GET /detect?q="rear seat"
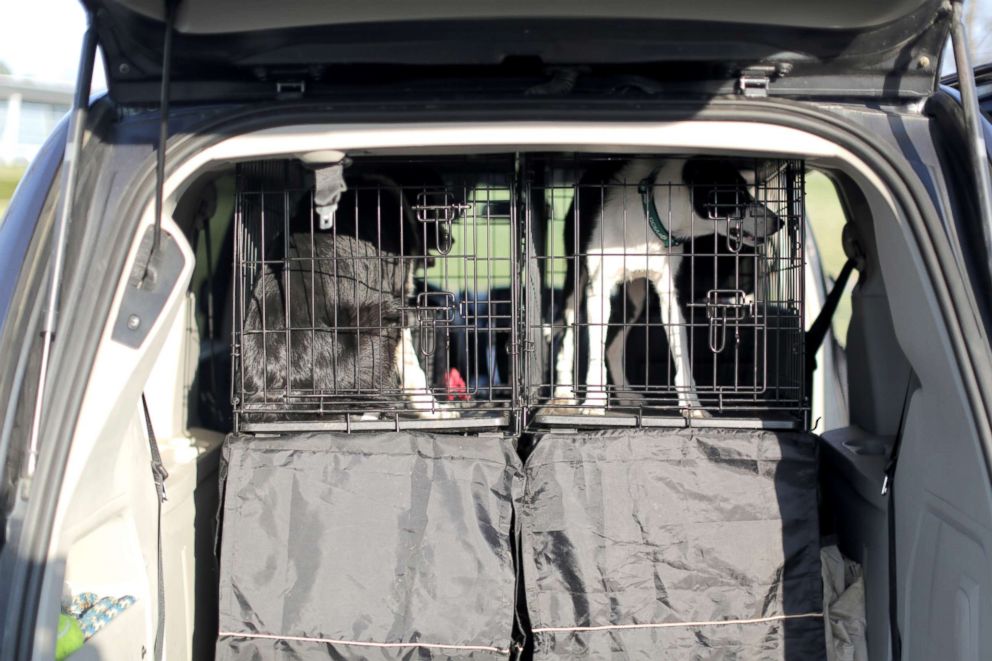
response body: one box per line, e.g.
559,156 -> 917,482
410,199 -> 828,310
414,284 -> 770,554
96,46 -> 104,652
215,427 -> 824,659
520,428 -> 825,659
215,431 -> 523,660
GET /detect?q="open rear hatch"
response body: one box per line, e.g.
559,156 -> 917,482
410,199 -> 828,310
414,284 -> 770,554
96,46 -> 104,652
85,0 -> 952,103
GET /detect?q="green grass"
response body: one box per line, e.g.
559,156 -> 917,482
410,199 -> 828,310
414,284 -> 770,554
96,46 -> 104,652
806,171 -> 854,345
0,165 -> 26,219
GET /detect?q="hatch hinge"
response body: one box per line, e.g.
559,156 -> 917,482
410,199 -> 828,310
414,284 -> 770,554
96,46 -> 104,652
275,80 -> 307,99
737,69 -> 771,98
736,64 -> 791,98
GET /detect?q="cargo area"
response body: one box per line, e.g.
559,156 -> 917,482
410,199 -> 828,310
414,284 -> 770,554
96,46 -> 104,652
51,136 -> 919,661
14,0 -> 989,658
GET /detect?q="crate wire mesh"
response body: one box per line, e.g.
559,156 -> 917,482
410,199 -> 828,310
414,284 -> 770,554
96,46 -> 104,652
231,160 -> 517,429
231,155 -> 807,431
529,156 -> 805,421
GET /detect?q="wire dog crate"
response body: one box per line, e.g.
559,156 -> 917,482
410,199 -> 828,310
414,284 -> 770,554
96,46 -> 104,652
231,159 -> 518,431
527,156 -> 806,425
231,155 -> 807,432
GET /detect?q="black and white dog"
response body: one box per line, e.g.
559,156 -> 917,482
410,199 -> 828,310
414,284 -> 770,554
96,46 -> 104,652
240,167 -> 454,419
551,158 -> 784,415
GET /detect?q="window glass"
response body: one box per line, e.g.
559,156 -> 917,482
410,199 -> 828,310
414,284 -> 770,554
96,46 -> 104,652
807,171 -> 854,346
940,2 -> 992,75
17,102 -> 68,145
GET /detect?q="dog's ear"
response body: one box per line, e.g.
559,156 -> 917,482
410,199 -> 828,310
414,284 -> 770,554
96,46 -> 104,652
682,158 -> 749,220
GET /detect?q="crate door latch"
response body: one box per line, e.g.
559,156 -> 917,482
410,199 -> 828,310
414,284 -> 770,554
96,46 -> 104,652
704,289 -> 753,354
404,291 -> 458,357
412,191 -> 469,255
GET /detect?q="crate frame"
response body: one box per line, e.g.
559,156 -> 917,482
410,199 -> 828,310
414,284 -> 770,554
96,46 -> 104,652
524,156 -> 806,426
231,159 -> 520,432
230,155 -> 808,433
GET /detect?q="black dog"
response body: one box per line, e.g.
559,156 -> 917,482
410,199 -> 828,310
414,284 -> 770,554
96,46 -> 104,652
238,165 -> 452,418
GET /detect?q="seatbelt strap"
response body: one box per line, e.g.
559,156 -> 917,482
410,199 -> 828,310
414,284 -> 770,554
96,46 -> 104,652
883,375 -> 915,660
142,394 -> 168,661
805,257 -> 856,398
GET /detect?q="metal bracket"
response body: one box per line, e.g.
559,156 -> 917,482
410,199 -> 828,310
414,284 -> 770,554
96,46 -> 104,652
736,64 -> 790,98
275,80 -> 306,98
112,228 -> 186,348
403,291 -> 457,357
737,72 -> 770,98
412,191 -> 469,255
509,339 -> 536,356
706,188 -> 748,252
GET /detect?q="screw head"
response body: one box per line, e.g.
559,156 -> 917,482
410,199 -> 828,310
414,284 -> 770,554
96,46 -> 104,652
918,55 -> 932,69
127,314 -> 141,330
119,62 -> 131,75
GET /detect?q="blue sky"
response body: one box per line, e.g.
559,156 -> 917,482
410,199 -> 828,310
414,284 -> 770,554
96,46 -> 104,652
1,0 -> 990,89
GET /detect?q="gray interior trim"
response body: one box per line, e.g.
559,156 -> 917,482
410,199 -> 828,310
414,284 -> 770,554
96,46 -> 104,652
9,99 -> 991,661
533,414 -> 800,430
241,416 -> 509,433
116,0 -> 935,34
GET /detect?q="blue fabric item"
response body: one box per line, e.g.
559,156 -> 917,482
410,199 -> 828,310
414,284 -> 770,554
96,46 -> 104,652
66,593 -> 136,640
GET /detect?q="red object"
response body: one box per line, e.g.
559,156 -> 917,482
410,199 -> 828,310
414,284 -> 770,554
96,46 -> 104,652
444,368 -> 470,401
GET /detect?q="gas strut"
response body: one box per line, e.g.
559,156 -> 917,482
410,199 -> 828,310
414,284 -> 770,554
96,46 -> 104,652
950,0 -> 992,270
147,0 -> 179,271
25,17 -> 98,478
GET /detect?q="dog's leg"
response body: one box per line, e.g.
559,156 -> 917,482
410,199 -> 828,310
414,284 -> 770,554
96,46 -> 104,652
653,260 -> 708,417
552,290 -> 578,402
397,327 -> 457,419
580,254 -> 611,413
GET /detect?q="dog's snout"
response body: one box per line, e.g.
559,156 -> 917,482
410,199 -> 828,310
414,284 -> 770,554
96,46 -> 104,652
745,204 -> 782,231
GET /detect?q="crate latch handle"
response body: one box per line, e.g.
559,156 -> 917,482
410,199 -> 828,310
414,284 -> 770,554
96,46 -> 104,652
704,289 -> 753,354
707,188 -> 746,253
403,291 -> 457,357
412,191 -> 469,256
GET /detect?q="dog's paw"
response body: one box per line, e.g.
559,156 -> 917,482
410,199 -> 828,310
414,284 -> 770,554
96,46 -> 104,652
540,398 -> 578,416
683,407 -> 713,419
578,406 -> 608,416
578,393 -> 609,416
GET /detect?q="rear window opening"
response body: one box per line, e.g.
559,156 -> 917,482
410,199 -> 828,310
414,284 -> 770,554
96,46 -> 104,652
189,153 -> 810,435
57,138 -> 906,661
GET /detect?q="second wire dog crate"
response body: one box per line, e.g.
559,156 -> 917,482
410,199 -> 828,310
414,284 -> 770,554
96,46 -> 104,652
528,156 -> 806,424
230,155 -> 807,431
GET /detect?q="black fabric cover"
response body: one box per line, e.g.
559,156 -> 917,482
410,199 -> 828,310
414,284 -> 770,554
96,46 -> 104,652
216,432 -> 522,660
521,428 -> 825,659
